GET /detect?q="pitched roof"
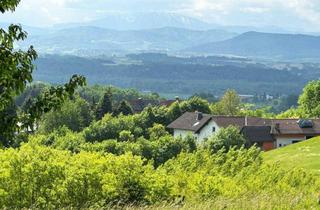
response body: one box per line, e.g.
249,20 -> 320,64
129,99 -> 181,113
271,119 -> 320,135
159,100 -> 177,107
242,126 -> 274,142
167,112 -> 270,131
167,112 -> 212,133
212,116 -> 269,128
128,99 -> 159,113
167,112 -> 320,136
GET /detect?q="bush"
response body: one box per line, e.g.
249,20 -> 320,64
39,97 -> 93,133
0,143 -> 318,209
205,126 -> 247,153
0,143 -> 172,208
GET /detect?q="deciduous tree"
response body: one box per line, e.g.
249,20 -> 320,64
0,1 -> 86,146
298,80 -> 320,117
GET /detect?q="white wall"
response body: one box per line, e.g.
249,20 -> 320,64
275,136 -> 306,148
196,120 -> 220,143
173,120 -> 220,143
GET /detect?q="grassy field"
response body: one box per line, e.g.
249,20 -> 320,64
123,193 -> 319,210
263,137 -> 320,174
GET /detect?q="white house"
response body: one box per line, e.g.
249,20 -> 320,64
167,112 -> 320,151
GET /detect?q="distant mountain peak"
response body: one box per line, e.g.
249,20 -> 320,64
54,12 -> 213,31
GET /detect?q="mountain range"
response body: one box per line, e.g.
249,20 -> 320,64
54,12 -> 213,31
53,12 -> 297,34
18,26 -> 320,61
18,26 -> 237,55
189,31 -> 320,60
3,12 -> 320,60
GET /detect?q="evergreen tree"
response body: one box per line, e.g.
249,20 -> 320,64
115,100 -> 133,116
96,90 -> 113,120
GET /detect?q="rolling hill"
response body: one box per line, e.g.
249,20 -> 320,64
263,137 -> 320,174
189,31 -> 320,60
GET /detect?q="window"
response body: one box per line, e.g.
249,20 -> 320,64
279,144 -> 282,147
212,127 -> 216,133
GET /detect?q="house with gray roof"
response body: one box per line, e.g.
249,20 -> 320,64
167,112 -> 320,151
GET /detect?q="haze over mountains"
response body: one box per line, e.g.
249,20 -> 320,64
2,12 -> 318,60
19,26 -> 237,55
54,12 -> 213,31
5,12 -> 320,96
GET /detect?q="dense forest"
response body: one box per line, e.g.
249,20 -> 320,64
33,54 -> 320,97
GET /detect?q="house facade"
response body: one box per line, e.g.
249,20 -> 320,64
167,112 -> 320,151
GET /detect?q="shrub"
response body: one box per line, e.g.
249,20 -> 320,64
205,126 -> 247,153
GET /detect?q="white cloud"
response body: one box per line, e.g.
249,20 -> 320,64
241,7 -> 269,13
189,0 -> 320,30
284,0 -> 320,26
1,0 -> 320,31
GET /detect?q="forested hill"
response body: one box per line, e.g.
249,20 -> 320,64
189,31 -> 320,60
33,54 -> 319,96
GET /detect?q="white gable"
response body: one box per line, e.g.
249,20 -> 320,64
173,119 -> 221,143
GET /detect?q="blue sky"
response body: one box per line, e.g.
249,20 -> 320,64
1,0 -> 320,32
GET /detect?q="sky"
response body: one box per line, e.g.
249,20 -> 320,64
1,0 -> 320,32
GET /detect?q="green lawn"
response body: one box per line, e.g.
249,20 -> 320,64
263,137 -> 320,174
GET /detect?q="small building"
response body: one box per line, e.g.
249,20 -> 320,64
167,112 -> 320,151
129,97 -> 181,113
128,99 -> 159,113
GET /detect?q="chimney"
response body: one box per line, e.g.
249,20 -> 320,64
245,116 -> 248,126
196,112 -> 203,121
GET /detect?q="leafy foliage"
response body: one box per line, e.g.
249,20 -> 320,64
0,103 -> 18,147
211,89 -> 241,115
0,143 -> 317,209
0,2 -> 86,146
298,80 -> 320,117
180,96 -> 211,114
21,75 -> 86,132
39,96 -> 93,133
0,24 -> 37,110
205,126 -> 247,153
